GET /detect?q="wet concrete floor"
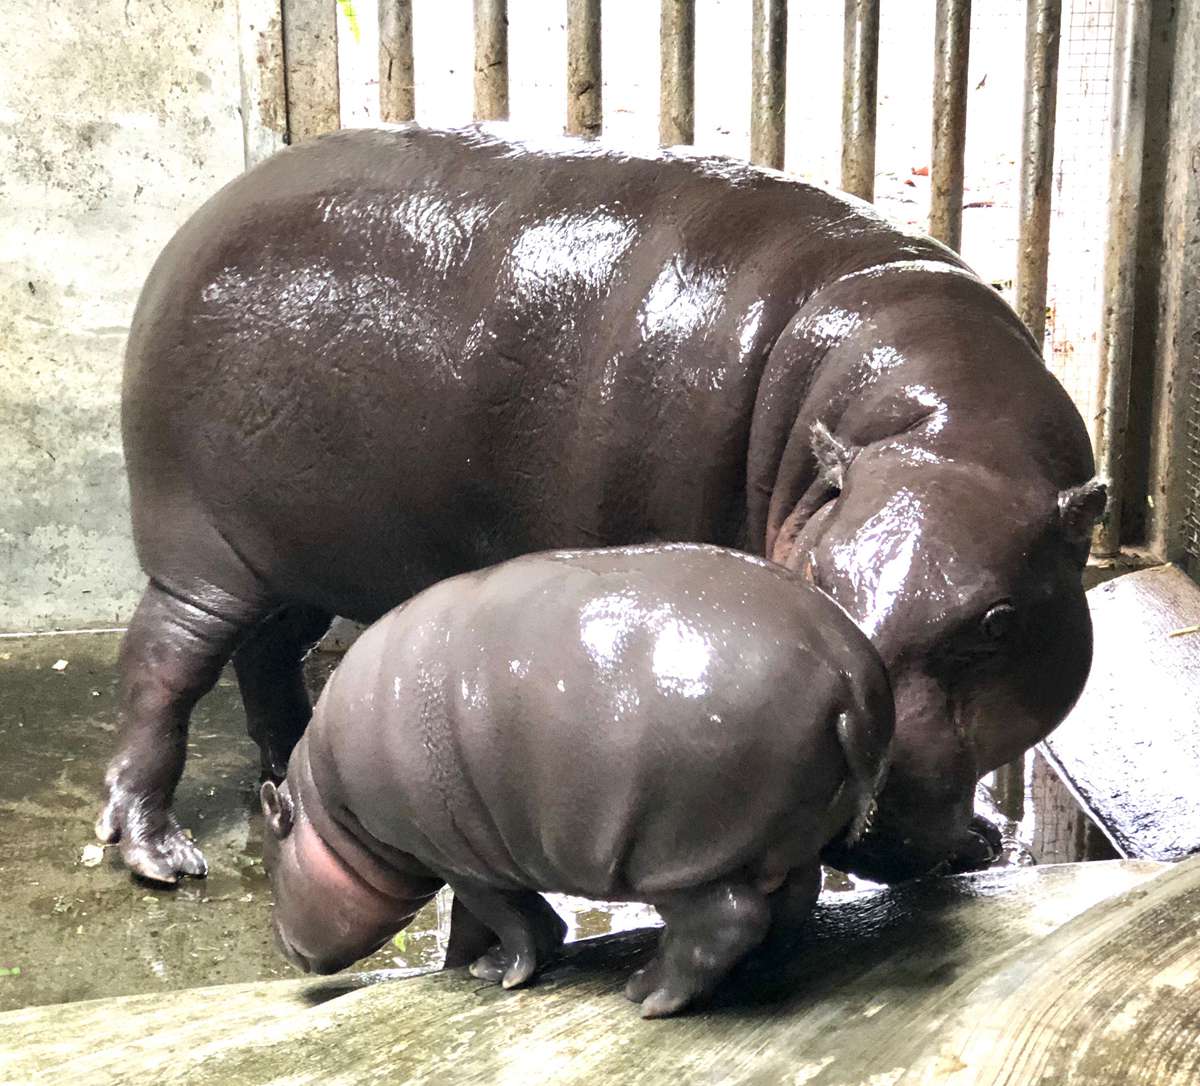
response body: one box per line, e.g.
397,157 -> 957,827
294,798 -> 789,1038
0,631 -> 668,1012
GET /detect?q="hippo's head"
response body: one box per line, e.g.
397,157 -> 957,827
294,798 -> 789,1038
776,441 -> 1105,882
260,776 -> 438,973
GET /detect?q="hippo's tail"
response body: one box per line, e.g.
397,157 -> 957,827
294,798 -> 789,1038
834,672 -> 895,844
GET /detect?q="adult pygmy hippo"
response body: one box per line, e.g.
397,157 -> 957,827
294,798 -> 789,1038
101,124 -> 1104,884
261,544 -> 893,1018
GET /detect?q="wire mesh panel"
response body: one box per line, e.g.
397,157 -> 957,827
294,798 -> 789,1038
1045,0 -> 1116,440
1185,353 -> 1200,563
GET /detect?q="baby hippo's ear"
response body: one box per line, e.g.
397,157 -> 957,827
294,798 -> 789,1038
1058,480 -> 1107,545
261,780 -> 295,839
812,420 -> 859,491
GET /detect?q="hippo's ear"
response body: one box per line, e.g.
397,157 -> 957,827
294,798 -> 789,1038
261,780 -> 294,839
811,420 -> 859,491
1058,480 -> 1107,545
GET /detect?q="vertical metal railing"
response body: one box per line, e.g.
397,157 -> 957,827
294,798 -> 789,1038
281,0 -> 340,141
379,0 -> 415,123
929,0 -> 971,250
841,0 -> 879,200
750,0 -> 788,169
566,0 -> 602,138
1093,0 -> 1153,557
1015,0 -> 1063,350
660,0 -> 695,147
473,0 -> 509,122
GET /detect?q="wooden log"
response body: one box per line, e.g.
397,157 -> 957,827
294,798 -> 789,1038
0,861 -> 1169,1085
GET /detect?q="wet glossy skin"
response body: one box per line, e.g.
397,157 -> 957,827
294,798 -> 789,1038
261,544 -> 894,1016
100,124 -> 1102,884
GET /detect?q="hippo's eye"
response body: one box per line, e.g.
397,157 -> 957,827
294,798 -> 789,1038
980,603 -> 1018,643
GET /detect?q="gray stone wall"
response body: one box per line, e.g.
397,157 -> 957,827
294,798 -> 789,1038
0,1 -> 246,631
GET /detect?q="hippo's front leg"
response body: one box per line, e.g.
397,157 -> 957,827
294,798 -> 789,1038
444,880 -> 568,989
626,878 -> 773,1019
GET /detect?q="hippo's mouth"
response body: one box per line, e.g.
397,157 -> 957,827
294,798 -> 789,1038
275,928 -> 313,974
822,814 -> 1003,884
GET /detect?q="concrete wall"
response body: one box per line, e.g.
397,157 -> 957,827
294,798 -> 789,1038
1,1 -> 248,631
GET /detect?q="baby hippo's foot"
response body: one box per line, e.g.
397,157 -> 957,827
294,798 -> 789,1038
446,883 -> 567,989
95,788 -> 207,884
626,880 -> 771,1019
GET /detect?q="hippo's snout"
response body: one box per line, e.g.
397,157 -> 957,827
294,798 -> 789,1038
823,811 -> 1002,884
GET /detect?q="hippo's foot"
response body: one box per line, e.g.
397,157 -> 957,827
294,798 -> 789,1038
446,883 -> 567,990
625,879 -> 771,1019
95,790 -> 207,884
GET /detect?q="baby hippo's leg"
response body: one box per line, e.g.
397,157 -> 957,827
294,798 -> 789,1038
444,880 -> 567,990
765,862 -> 822,938
625,879 -> 771,1019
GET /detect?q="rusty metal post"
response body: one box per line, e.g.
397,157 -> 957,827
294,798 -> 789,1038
993,759 -> 1026,823
750,0 -> 787,169
566,0 -> 602,138
281,0 -> 340,143
841,0 -> 880,200
379,0 -> 415,122
1015,0 -> 1062,350
929,0 -> 971,250
1093,0 -> 1153,557
660,0 -> 695,146
473,0 -> 508,121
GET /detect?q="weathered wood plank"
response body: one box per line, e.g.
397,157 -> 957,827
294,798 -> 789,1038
1030,749 -> 1118,864
930,852 -> 1200,1085
0,861 -> 1168,1085
1044,563 -> 1200,860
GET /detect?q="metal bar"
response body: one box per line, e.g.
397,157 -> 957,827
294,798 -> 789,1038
281,0 -> 341,143
750,0 -> 788,169
929,0 -> 971,250
236,0 -> 287,168
473,0 -> 508,122
659,0 -> 695,146
566,0 -> 602,138
1015,0 -> 1062,350
1093,0 -> 1153,557
993,759 -> 1025,823
379,0 -> 415,123
841,0 -> 880,199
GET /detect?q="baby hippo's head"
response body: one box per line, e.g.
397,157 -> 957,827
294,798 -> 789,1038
260,778 -> 435,974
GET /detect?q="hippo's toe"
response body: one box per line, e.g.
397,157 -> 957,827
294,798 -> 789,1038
95,794 -> 207,884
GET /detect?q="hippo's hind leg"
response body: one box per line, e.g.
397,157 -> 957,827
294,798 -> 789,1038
444,880 -> 567,989
97,580 -> 266,883
625,879 -> 772,1019
233,605 -> 331,780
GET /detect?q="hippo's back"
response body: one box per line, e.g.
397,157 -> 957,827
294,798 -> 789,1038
123,125 -> 958,622
306,544 -> 890,898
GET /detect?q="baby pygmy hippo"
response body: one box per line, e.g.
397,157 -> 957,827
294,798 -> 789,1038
261,544 -> 893,1018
